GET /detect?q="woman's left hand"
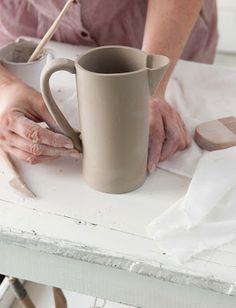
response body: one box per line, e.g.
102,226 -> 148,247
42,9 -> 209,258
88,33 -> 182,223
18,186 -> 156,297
148,97 -> 191,173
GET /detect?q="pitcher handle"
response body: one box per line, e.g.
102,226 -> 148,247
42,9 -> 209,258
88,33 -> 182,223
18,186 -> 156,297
40,58 -> 82,152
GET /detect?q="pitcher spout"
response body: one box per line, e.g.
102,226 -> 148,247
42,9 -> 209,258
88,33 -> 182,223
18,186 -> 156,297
146,54 -> 169,95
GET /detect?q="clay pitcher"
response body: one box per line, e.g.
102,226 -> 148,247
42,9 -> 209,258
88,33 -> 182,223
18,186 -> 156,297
40,46 -> 169,193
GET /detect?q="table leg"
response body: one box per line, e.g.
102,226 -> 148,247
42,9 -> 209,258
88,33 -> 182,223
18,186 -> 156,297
53,287 -> 67,308
8,277 -> 36,308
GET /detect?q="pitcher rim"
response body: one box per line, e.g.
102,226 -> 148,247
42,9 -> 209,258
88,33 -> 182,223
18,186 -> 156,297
75,45 -> 169,76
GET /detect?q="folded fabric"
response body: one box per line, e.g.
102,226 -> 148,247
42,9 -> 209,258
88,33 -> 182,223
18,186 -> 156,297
147,147 -> 236,263
147,60 -> 236,263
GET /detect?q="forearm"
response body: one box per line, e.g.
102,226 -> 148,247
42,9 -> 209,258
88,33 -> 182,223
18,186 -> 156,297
142,0 -> 203,97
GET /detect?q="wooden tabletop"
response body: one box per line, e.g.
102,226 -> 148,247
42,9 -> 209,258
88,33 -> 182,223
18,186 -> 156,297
0,40 -> 235,308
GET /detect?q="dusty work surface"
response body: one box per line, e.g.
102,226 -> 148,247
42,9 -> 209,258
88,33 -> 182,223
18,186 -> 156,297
0,40 -> 236,305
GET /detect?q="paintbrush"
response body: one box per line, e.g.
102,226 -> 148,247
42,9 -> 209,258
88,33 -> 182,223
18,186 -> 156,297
28,0 -> 78,62
0,149 -> 35,198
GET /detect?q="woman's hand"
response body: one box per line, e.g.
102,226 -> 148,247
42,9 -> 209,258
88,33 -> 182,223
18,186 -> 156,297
142,0 -> 202,174
148,97 -> 191,173
0,81 -> 80,164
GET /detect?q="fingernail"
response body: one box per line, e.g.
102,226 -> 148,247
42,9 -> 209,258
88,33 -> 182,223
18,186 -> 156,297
64,143 -> 74,149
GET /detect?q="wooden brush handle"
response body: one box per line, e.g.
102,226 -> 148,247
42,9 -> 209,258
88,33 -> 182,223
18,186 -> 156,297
0,148 -> 35,198
28,0 -> 76,62
0,148 -> 18,177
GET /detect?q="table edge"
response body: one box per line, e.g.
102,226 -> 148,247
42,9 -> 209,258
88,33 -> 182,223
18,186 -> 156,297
0,226 -> 235,297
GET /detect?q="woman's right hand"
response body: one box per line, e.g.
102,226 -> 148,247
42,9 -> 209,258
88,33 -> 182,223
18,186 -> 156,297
0,80 -> 80,164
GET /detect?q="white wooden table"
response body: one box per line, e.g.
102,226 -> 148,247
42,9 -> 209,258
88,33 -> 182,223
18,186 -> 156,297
0,41 -> 236,308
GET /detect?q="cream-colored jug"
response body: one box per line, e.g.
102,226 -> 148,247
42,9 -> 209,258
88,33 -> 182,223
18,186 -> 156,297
40,46 -> 169,194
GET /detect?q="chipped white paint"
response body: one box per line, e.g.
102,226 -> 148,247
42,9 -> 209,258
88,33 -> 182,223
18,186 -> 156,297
0,40 -> 236,307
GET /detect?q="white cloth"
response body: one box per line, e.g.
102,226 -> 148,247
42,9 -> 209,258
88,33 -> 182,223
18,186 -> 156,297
148,148 -> 236,263
159,60 -> 236,178
147,60 -> 236,263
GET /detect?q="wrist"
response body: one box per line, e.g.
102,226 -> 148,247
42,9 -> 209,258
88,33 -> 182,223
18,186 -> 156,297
153,82 -> 166,101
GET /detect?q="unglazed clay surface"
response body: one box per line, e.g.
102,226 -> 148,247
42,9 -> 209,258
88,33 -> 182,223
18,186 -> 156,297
41,46 -> 169,193
0,40 -> 53,90
0,40 -> 38,63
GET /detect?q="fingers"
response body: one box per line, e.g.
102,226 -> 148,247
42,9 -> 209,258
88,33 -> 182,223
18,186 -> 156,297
10,114 -> 75,149
160,132 -> 179,161
0,82 -> 80,164
181,119 -> 192,147
4,145 -> 60,165
147,100 -> 165,173
148,98 -> 192,172
160,110 -> 190,161
148,130 -> 164,173
33,93 -> 64,134
6,131 -> 80,158
13,83 -> 63,134
0,112 -> 80,164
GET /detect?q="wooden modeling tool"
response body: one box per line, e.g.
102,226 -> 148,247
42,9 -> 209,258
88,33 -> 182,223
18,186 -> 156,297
53,287 -> 67,308
8,277 -> 36,308
0,149 -> 35,198
28,0 -> 78,62
194,116 -> 236,151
